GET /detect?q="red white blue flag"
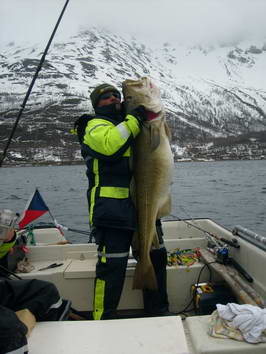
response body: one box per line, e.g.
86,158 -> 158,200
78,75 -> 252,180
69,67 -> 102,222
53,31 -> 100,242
18,189 -> 49,229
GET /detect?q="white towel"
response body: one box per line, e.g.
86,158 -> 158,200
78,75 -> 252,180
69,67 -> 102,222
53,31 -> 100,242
217,303 -> 266,343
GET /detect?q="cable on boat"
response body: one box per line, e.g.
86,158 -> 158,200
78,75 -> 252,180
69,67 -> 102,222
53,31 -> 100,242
176,261 -> 216,316
0,0 -> 70,167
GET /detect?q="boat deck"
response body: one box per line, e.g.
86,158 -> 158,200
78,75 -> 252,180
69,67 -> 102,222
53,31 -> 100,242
19,218 -> 266,353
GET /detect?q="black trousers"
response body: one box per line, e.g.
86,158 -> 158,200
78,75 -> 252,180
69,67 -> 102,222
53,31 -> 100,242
93,227 -> 133,320
0,279 -> 62,321
143,219 -> 169,315
143,247 -> 169,315
0,279 -> 68,354
0,305 -> 28,354
92,224 -> 169,320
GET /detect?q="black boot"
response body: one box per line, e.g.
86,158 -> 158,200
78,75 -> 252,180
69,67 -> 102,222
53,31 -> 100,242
143,247 -> 170,316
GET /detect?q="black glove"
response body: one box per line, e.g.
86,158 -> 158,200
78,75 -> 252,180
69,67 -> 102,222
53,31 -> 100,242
128,105 -> 147,124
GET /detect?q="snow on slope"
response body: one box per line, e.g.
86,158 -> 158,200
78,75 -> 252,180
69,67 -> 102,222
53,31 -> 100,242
0,27 -> 266,163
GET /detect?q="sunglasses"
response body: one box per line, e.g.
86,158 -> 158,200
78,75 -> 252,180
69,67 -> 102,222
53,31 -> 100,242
100,91 -> 121,100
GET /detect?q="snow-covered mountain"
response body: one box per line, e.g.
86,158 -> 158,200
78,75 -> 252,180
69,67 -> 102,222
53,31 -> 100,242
1,28 -> 266,163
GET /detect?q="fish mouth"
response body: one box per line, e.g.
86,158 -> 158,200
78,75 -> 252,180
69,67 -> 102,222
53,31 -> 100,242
146,111 -> 161,121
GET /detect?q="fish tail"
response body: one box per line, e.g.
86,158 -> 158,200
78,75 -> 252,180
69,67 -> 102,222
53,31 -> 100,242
133,261 -> 158,290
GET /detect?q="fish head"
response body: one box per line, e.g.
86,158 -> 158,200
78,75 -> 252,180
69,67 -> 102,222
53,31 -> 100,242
122,77 -> 171,151
122,77 -> 163,114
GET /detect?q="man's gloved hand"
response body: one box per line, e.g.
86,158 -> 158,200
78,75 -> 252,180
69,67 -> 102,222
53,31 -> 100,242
128,105 -> 147,124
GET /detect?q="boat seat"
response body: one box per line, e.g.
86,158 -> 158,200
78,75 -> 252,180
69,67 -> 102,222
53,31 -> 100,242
64,259 -> 97,278
186,315 -> 266,354
28,316 -> 189,354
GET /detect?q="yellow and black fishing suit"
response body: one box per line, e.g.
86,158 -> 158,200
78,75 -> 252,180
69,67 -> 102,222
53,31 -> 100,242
76,105 -> 169,320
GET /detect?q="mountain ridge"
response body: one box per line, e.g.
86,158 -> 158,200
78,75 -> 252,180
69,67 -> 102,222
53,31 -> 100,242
1,28 -> 266,164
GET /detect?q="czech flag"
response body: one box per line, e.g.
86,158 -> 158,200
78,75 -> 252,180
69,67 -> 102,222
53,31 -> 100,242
18,189 -> 49,229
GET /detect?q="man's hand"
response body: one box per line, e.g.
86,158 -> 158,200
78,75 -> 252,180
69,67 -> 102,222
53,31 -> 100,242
4,228 -> 16,242
128,105 -> 147,124
16,309 -> 36,337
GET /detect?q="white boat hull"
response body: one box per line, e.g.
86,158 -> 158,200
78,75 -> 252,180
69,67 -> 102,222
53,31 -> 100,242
17,218 -> 266,353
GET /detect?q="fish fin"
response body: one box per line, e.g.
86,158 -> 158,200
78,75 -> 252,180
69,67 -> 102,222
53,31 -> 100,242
152,231 -> 160,249
133,261 -> 158,290
164,121 -> 172,141
149,125 -> 161,151
157,194 -> 172,218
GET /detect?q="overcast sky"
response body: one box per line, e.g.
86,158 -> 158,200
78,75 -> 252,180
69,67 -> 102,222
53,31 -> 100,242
1,0 -> 266,49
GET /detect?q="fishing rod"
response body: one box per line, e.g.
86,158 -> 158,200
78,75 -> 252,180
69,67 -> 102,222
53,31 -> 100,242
48,218 -> 91,238
0,0 -> 70,167
175,206 -> 240,249
181,218 -> 239,248
55,223 -> 91,236
175,209 -> 256,282
66,228 -> 90,236
0,264 -> 22,280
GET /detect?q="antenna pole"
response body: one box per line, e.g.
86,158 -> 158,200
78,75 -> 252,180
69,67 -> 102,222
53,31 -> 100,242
0,0 -> 70,167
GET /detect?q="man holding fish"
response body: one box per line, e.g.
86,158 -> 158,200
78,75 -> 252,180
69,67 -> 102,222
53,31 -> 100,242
75,78 -> 174,320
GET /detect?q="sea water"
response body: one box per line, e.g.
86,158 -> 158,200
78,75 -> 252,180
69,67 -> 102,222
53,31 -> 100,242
0,160 -> 265,243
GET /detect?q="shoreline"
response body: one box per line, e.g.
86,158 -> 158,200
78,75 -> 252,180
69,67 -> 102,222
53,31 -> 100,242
2,157 -> 266,168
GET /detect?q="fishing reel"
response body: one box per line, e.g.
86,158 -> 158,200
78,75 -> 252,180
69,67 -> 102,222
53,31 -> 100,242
207,242 -> 253,283
216,247 -> 229,265
0,209 -> 19,244
207,234 -> 239,261
207,242 -> 230,265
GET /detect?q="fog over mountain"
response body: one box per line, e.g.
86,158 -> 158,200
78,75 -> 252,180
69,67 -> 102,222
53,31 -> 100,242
1,26 -> 266,164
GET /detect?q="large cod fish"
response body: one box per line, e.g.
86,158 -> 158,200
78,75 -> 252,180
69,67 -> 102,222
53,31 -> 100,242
122,77 -> 174,290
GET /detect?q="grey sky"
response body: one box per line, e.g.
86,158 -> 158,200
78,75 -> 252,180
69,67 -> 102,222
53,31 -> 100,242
1,0 -> 266,49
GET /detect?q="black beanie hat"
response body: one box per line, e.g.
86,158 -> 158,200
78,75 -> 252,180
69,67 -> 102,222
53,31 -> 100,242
90,83 -> 120,108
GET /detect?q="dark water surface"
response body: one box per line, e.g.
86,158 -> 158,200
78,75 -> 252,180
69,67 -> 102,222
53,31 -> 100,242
1,160 -> 265,243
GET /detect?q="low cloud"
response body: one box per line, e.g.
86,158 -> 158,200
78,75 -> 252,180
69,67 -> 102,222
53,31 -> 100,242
1,0 -> 266,48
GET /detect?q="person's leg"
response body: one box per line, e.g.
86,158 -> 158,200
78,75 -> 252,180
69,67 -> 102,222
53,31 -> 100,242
143,219 -> 170,315
143,247 -> 169,315
0,279 -> 71,321
0,305 -> 28,354
93,227 -> 133,320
